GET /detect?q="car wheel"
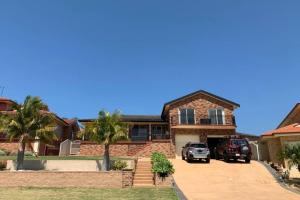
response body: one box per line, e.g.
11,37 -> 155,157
215,152 -> 220,160
182,153 -> 185,160
186,154 -> 191,163
245,157 -> 251,163
206,158 -> 210,163
224,152 -> 229,163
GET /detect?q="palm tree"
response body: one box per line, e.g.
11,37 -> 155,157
279,144 -> 300,172
0,96 -> 57,170
84,110 -> 128,171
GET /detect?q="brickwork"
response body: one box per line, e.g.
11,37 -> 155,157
0,171 -> 133,188
167,93 -> 235,126
0,142 -> 18,153
154,173 -> 173,187
266,138 -> 281,164
79,141 -> 174,158
122,170 -> 134,187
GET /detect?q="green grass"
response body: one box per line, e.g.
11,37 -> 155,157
0,187 -> 178,200
0,156 -> 132,161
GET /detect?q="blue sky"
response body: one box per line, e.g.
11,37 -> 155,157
0,1 -> 299,135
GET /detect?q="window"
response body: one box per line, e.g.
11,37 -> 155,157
208,108 -> 225,125
131,125 -> 149,141
151,125 -> 169,139
179,108 -> 195,125
190,143 -> 207,148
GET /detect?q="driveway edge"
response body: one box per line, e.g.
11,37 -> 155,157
171,175 -> 188,200
259,161 -> 300,195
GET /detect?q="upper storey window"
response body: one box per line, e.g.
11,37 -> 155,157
208,108 -> 225,125
179,108 -> 195,125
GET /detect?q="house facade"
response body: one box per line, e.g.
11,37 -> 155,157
260,103 -> 300,166
0,97 -> 79,155
79,90 -> 240,158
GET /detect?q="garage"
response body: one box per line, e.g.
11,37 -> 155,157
207,136 -> 226,158
175,134 -> 199,157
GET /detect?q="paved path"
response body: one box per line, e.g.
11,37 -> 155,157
171,159 -> 300,200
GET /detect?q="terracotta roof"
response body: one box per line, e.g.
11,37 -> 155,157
64,119 -> 77,125
262,123 -> 300,136
0,97 -> 16,104
79,115 -> 166,123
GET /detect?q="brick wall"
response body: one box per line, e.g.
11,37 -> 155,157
80,141 -> 175,158
0,142 -> 18,153
267,138 -> 281,164
154,173 -> 173,187
167,93 -> 235,126
0,170 -> 133,188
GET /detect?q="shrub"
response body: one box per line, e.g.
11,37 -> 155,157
151,152 -> 174,176
24,151 -> 34,157
0,150 -> 6,156
112,160 -> 128,170
279,144 -> 300,171
9,152 -> 17,156
0,161 -> 6,170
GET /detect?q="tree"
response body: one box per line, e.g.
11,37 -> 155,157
84,110 -> 128,171
279,144 -> 300,172
0,96 -> 57,170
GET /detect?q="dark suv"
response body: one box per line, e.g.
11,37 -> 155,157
215,138 -> 251,163
182,142 -> 210,163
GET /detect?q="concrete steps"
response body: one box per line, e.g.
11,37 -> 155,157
133,161 -> 154,187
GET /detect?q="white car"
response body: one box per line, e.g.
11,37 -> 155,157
182,142 -> 210,163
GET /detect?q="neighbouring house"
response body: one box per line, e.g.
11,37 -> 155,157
79,90 -> 240,158
260,103 -> 300,167
0,97 -> 80,155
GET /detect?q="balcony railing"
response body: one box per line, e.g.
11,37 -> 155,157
151,133 -> 170,140
199,116 -> 236,126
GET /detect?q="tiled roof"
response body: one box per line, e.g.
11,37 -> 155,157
0,97 -> 16,104
79,115 -> 165,123
262,123 -> 300,136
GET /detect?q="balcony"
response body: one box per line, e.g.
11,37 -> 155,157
199,116 -> 236,126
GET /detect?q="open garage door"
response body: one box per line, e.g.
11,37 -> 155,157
175,134 -> 199,157
207,135 -> 227,158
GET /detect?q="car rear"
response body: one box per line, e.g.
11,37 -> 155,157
227,139 -> 252,163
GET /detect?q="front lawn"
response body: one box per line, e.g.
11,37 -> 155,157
0,156 -> 132,161
0,187 -> 178,200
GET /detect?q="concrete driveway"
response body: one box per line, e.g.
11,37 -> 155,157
172,159 -> 299,200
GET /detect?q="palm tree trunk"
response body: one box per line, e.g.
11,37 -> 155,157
16,142 -> 25,170
102,144 -> 110,171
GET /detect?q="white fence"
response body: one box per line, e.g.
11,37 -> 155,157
59,140 -> 81,156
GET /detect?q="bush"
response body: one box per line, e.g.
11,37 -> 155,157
279,144 -> 300,171
0,150 -> 6,156
151,152 -> 167,163
0,161 -> 6,170
24,151 -> 34,157
112,160 -> 128,170
9,152 -> 17,156
151,152 -> 174,176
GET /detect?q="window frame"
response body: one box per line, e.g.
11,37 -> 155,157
208,108 -> 225,125
178,108 -> 196,125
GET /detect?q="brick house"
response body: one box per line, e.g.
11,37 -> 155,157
260,103 -> 300,166
79,90 -> 240,158
0,97 -> 79,155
